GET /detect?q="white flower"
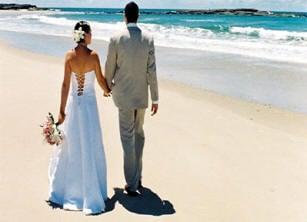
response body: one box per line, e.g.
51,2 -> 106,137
73,27 -> 85,43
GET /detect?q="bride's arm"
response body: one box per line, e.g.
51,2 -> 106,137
57,52 -> 72,125
93,52 -> 111,95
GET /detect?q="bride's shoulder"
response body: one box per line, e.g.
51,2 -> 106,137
90,49 -> 98,56
65,49 -> 76,60
90,50 -> 100,60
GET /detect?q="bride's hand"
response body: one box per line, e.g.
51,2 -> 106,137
57,112 -> 66,125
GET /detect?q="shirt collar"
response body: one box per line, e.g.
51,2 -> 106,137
127,23 -> 138,28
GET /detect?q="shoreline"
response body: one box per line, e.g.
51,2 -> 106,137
0,28 -> 306,65
0,31 -> 307,114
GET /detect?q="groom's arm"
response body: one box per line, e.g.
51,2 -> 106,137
105,37 -> 117,89
147,37 -> 159,106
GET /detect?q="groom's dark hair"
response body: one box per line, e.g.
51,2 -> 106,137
124,2 -> 139,23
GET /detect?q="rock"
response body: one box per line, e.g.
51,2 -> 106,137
0,3 -> 39,10
174,8 -> 271,16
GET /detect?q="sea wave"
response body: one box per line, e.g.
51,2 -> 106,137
230,26 -> 307,43
16,14 -> 74,26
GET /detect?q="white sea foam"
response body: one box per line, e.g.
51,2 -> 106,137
1,12 -> 307,64
230,26 -> 307,43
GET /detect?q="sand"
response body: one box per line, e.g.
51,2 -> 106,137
1,42 -> 307,222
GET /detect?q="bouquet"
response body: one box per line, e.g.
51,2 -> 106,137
40,112 -> 64,146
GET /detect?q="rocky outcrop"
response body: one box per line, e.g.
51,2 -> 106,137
0,3 -> 39,10
166,9 -> 271,16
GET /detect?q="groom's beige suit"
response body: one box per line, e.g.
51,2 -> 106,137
105,23 -> 159,191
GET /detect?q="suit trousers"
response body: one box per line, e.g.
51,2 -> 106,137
118,108 -> 146,191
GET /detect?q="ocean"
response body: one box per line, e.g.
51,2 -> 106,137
0,8 -> 306,63
0,8 -> 306,113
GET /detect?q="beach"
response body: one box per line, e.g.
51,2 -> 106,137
1,38 -> 307,222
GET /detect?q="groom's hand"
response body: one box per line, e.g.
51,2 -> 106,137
151,104 -> 158,116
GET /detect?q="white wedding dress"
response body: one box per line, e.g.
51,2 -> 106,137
48,71 -> 107,215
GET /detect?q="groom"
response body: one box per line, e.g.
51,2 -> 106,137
105,2 -> 159,196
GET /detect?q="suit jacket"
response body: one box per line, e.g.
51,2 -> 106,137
105,24 -> 159,109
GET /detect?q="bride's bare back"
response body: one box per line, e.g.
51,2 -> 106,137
69,46 -> 97,74
57,45 -> 110,125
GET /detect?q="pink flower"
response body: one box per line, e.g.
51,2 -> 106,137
41,113 -> 64,146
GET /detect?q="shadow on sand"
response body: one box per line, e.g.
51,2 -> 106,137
108,187 -> 176,216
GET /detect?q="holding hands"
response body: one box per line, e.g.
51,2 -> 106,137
104,90 -> 112,97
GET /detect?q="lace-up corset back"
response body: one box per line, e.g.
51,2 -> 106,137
71,71 -> 95,97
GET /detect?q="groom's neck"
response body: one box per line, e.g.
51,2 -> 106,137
126,22 -> 138,27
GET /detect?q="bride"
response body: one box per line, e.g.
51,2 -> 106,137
47,21 -> 111,215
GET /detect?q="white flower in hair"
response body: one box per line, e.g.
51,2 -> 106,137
73,27 -> 85,43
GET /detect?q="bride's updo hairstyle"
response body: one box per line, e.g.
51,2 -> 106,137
73,21 -> 91,44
